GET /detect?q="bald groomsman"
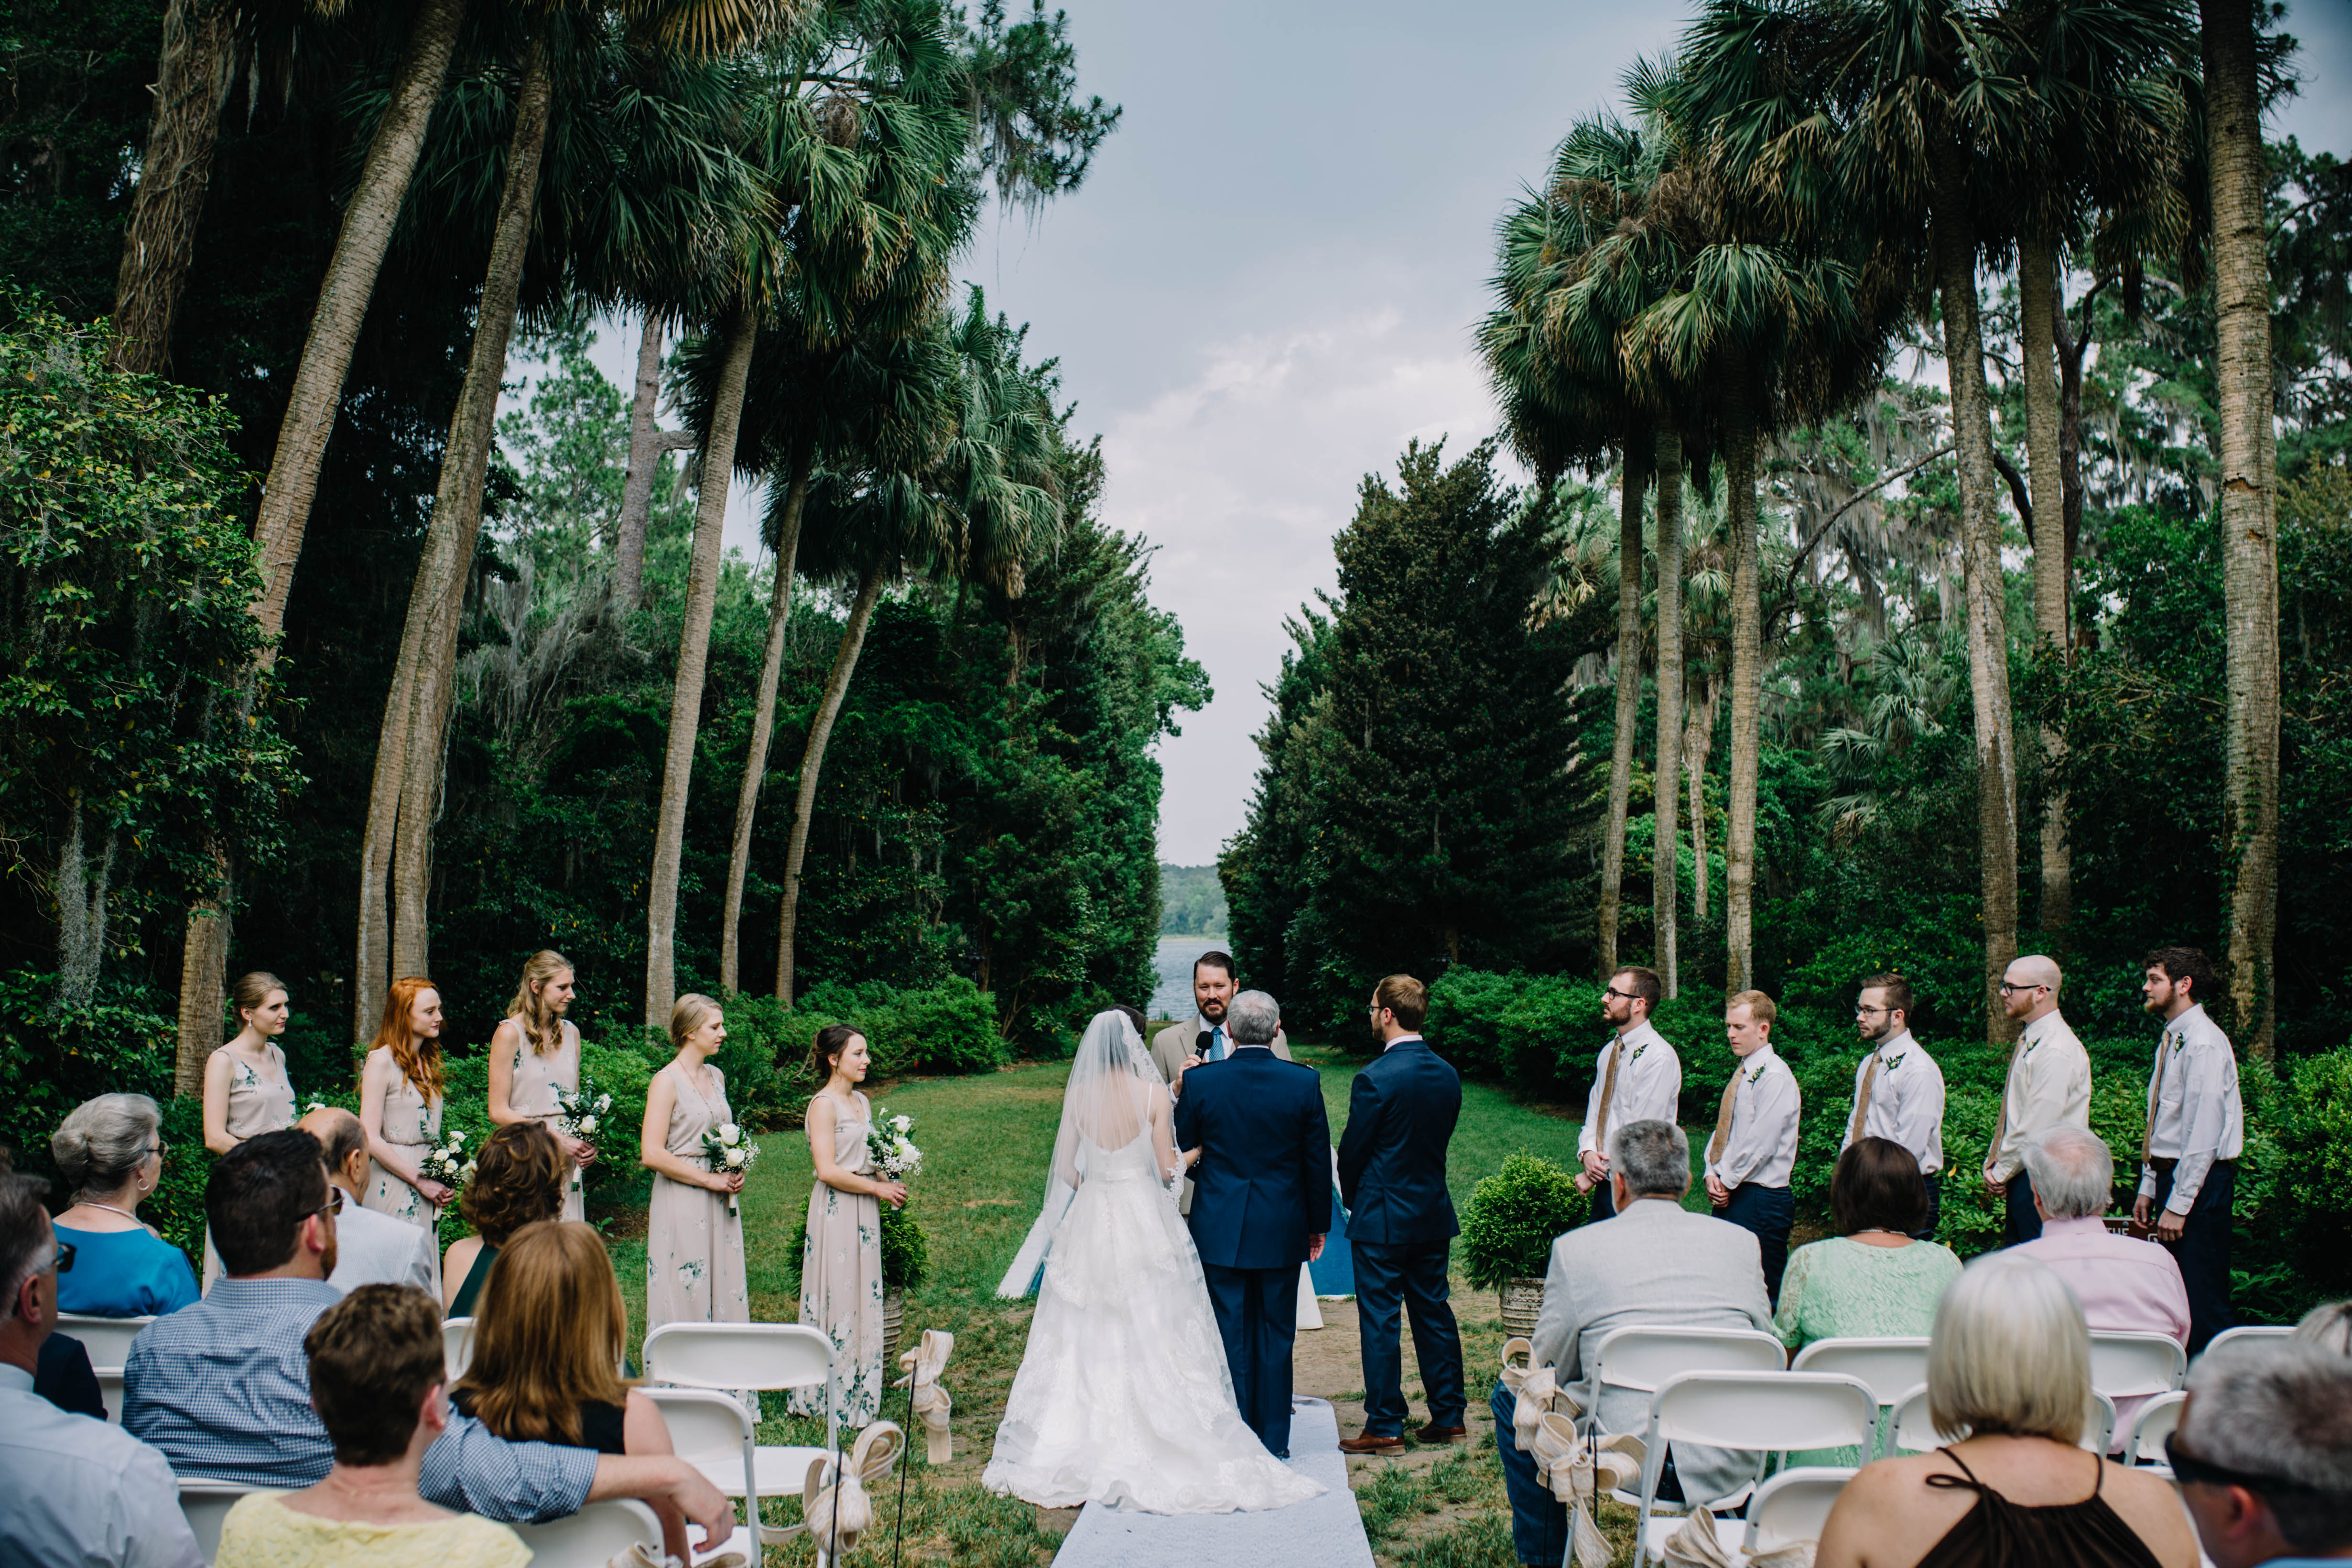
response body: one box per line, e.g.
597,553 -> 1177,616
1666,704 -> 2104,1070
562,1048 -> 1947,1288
1576,966 -> 1680,1223
1844,973 -> 1947,1237
1703,990 -> 1801,1308
1983,954 -> 2092,1246
2133,945 -> 2244,1353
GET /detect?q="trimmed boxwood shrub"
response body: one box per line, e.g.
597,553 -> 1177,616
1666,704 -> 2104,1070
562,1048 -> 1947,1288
1460,1151 -> 1582,1287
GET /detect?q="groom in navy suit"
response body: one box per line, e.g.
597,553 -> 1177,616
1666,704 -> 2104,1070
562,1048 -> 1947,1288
1174,988 -> 1330,1458
1336,973 -> 1466,1453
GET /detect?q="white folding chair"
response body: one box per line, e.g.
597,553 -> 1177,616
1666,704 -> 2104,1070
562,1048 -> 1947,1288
2127,1389 -> 2188,1472
57,1312 -> 152,1371
1583,1326 -> 1789,1505
642,1323 -> 836,1546
179,1480 -> 272,1565
1888,1383 -> 2117,1456
442,1316 -> 476,1380
642,1386 -> 767,1559
1742,1465 -> 1856,1557
1631,1372 -> 1877,1567
2201,1325 -> 2293,1356
2089,1330 -> 2187,1404
507,1499 -> 663,1568
96,1369 -> 125,1426
1790,1337 -> 1930,1406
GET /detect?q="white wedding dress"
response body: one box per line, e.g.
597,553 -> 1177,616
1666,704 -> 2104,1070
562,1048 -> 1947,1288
982,1014 -> 1324,1515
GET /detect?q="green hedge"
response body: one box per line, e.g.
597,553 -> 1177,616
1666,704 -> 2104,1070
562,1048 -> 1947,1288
1460,1151 -> 1582,1287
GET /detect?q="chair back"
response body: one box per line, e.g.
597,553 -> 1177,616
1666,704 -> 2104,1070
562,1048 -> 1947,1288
644,1322 -> 831,1393
443,1316 -> 476,1380
97,1369 -> 126,1426
1790,1337 -> 1930,1405
58,1312 -> 152,1370
1886,1382 -> 2116,1455
1593,1325 -> 1787,1395
1651,1371 -> 1878,1460
1742,1466 -> 1855,1554
643,1387 -> 758,1492
2128,1389 -> 2188,1468
508,1499 -> 663,1568
2083,1389 -> 2117,1455
2202,1325 -> 2292,1356
2089,1330 -> 2187,1400
179,1480 -> 271,1565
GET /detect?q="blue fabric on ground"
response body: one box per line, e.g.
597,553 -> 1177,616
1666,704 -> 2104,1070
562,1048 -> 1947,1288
1309,1183 -> 1354,1296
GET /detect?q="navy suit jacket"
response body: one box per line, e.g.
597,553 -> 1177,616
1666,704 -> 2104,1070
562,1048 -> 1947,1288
1336,1036 -> 1462,1246
1174,1046 -> 1332,1271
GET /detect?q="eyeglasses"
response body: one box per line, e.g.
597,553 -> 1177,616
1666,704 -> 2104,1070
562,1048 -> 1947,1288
2165,1432 -> 2322,1495
143,1141 -> 168,1161
312,1188 -> 345,1222
1854,1005 -> 1890,1016
1603,987 -> 1638,1003
50,1239 -> 75,1274
1995,982 -> 2046,996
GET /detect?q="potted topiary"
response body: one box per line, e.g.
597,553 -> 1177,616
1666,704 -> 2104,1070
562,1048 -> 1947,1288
1461,1151 -> 1582,1338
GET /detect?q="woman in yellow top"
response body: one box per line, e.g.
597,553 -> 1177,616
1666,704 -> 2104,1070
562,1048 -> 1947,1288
214,1284 -> 527,1568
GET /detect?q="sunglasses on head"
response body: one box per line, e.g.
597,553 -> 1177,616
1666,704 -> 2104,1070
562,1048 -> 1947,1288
2165,1433 -> 2325,1495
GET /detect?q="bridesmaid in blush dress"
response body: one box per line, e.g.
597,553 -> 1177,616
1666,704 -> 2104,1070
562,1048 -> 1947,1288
200,971 -> 301,1287
488,950 -> 593,1222
788,1025 -> 907,1424
361,976 -> 454,1298
639,993 -> 749,1329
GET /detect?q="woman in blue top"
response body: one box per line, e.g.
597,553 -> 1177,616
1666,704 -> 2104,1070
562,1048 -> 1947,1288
50,1092 -> 199,1317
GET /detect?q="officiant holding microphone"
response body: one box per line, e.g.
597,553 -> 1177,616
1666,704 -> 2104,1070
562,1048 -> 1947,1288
1150,951 -> 1293,1089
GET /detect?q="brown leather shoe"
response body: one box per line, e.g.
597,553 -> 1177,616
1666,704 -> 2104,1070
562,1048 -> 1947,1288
1417,1421 -> 1469,1443
1338,1431 -> 1405,1455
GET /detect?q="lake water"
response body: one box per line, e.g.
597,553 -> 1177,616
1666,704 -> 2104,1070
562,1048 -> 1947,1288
1151,935 -> 1220,1020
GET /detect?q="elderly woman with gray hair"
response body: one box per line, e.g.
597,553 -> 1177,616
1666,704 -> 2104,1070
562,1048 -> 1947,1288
50,1092 -> 199,1317
1816,1250 -> 2197,1568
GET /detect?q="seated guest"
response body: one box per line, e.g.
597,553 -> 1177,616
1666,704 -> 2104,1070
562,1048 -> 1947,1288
0,1171 -> 205,1567
2293,1301 -> 2352,1358
215,1284 -> 528,1568
125,1128 -> 343,1484
2016,1124 -> 2191,1449
49,1092 -> 199,1317
442,1121 -> 566,1316
0,1136 -> 108,1416
2171,1338 -> 2352,1568
1496,1121 -> 1772,1567
454,1220 -> 692,1560
1774,1138 -> 1962,1463
1815,1251 -> 2197,1568
299,1106 -> 436,1295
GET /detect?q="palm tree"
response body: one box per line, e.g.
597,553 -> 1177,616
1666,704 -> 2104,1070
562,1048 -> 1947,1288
2201,0 -> 2279,1051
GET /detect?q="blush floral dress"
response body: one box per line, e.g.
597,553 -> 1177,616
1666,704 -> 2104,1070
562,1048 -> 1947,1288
788,1090 -> 885,1424
645,1061 -> 749,1329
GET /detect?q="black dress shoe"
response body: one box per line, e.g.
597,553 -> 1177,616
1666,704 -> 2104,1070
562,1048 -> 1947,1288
1417,1420 -> 1468,1443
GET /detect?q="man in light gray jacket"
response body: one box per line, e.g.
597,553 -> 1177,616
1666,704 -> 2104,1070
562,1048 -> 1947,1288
298,1107 -> 436,1295
1496,1121 -> 1772,1566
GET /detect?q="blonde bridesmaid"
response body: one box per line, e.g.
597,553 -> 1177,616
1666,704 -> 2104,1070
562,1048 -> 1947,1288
361,976 -> 453,1297
788,1025 -> 906,1424
200,971 -> 300,1288
487,950 -> 594,1222
640,993 -> 748,1329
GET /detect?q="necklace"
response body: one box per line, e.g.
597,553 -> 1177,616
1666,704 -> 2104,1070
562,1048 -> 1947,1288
71,1200 -> 143,1225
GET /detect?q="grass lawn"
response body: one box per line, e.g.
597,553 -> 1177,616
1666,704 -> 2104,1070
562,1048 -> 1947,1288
616,1042 -> 1658,1566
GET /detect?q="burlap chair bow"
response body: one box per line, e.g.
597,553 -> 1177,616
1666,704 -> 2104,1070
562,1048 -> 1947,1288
893,1329 -> 955,1465
1529,1414 -> 1642,1568
1512,1365 -> 1559,1453
775,1420 -> 906,1557
1500,1336 -> 1534,1395
1661,1503 -> 1738,1568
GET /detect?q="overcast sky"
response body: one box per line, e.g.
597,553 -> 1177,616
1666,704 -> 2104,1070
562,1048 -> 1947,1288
565,0 -> 2352,871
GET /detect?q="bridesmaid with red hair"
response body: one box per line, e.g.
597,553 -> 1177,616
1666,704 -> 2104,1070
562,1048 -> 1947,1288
362,976 -> 455,1297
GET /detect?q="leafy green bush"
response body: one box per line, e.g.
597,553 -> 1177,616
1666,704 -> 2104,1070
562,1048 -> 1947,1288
1460,1151 -> 1582,1287
787,1200 -> 932,1293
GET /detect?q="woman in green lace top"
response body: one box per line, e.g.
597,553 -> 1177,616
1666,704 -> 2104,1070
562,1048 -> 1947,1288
1776,1138 -> 1963,1463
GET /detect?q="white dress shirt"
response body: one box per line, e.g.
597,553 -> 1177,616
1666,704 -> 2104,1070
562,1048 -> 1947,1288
1576,1020 -> 1682,1157
1842,1030 -> 1946,1176
1986,1009 -> 2092,1183
0,1361 -> 203,1568
1706,1044 -> 1800,1190
325,1187 -> 439,1294
2137,1003 -> 2244,1214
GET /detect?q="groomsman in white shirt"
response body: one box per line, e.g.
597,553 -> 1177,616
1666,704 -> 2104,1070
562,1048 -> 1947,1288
1983,953 -> 2092,1245
2133,945 -> 2244,1353
1844,972 -> 1947,1237
1575,967 -> 1680,1223
1704,991 -> 1801,1307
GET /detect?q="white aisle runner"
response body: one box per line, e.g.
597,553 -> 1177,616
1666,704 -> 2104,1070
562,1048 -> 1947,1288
1048,1396 -> 1373,1568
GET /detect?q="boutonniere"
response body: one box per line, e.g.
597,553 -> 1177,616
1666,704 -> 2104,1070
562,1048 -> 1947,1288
1630,1042 -> 1649,1063
1882,1051 -> 1905,1071
2169,1032 -> 2187,1054
2020,1038 -> 2039,1057
1746,1062 -> 1767,1085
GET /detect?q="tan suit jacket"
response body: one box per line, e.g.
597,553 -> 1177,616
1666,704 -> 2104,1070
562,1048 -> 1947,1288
1148,1014 -> 1293,1214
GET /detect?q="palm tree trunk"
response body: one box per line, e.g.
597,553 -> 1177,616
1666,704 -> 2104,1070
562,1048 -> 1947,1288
2019,235 -> 2071,943
1598,436 -> 1652,980
358,34 -> 553,1038
717,443 -> 812,995
107,0 -> 231,376
1723,364 -> 1762,995
1687,668 -> 1717,927
173,846 -> 231,1094
1651,429 -> 1684,999
1932,148 -> 2022,1046
612,315 -> 665,612
775,562 -> 888,1006
643,306 -> 759,1030
2204,0 -> 2280,1056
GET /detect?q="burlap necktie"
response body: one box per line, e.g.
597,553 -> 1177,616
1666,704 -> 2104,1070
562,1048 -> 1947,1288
1706,1071 -> 1739,1164
1848,1052 -> 1882,1145
2140,1032 -> 2174,1164
1593,1038 -> 1625,1154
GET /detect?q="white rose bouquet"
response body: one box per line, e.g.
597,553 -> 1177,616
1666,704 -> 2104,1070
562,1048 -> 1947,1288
418,1130 -> 474,1202
867,1108 -> 922,1181
698,1122 -> 759,1214
552,1081 -> 613,1194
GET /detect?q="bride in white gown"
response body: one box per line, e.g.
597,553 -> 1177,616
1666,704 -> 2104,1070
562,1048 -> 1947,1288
982,1010 -> 1325,1514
